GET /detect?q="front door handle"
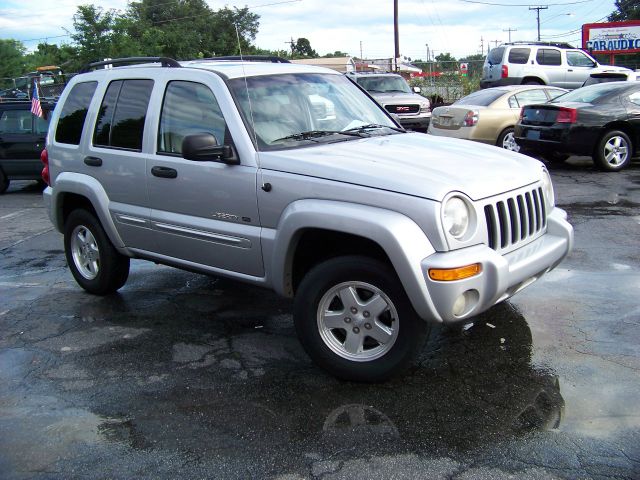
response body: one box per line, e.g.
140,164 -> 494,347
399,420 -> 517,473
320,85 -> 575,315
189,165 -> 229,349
84,156 -> 102,167
151,166 -> 178,178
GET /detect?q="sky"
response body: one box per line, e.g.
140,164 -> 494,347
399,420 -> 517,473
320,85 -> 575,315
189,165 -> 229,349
0,0 -> 618,60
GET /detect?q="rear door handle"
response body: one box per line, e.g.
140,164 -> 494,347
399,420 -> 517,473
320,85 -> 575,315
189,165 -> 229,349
84,156 -> 102,167
151,166 -> 178,178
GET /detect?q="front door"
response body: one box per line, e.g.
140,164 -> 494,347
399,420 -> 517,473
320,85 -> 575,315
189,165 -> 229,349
146,78 -> 263,277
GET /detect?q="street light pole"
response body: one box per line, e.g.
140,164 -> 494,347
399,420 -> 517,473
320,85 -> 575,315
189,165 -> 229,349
529,6 -> 548,41
394,0 -> 400,72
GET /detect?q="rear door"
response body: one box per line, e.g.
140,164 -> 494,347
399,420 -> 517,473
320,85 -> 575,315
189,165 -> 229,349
535,48 -> 564,87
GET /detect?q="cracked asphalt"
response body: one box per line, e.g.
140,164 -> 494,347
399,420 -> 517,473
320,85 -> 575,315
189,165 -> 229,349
1,157 -> 639,479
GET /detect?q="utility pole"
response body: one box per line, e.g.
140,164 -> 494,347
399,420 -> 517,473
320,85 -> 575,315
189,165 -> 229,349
285,37 -> 295,57
393,0 -> 400,72
491,39 -> 501,49
503,27 -> 517,43
529,6 -> 548,41
479,36 -> 484,55
360,41 -> 363,60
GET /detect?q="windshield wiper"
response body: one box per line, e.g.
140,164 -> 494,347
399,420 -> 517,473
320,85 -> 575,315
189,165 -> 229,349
343,123 -> 405,133
272,130 -> 364,143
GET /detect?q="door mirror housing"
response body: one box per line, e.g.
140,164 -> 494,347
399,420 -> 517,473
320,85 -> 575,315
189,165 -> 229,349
181,133 -> 239,165
412,86 -> 422,94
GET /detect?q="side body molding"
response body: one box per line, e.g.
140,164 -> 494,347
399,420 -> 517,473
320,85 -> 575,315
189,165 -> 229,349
266,199 -> 441,322
49,172 -> 128,252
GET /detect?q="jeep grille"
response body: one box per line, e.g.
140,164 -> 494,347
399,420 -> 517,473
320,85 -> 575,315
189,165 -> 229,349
484,186 -> 546,252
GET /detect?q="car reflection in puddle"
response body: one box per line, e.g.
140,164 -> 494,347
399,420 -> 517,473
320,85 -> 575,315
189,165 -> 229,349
97,301 -> 563,460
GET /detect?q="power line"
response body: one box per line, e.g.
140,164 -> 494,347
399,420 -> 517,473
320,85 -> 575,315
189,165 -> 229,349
459,0 -> 594,5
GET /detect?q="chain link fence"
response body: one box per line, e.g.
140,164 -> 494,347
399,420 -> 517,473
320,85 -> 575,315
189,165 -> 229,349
408,60 -> 484,107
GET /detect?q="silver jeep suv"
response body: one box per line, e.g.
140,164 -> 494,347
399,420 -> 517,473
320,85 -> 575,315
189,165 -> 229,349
481,41 -> 631,90
42,56 -> 573,381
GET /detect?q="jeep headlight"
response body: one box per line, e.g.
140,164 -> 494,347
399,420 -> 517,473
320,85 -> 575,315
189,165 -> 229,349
541,168 -> 555,210
443,196 -> 470,239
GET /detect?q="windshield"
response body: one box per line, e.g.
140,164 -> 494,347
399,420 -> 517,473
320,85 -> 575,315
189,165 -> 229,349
550,82 -> 627,104
356,75 -> 412,94
229,73 -> 399,150
453,89 -> 505,106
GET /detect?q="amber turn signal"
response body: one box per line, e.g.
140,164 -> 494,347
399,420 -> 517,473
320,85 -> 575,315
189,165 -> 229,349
428,263 -> 482,281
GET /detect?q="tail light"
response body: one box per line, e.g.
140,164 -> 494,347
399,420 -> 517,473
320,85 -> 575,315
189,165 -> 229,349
463,110 -> 479,127
501,65 -> 508,78
40,148 -> 50,186
556,107 -> 577,123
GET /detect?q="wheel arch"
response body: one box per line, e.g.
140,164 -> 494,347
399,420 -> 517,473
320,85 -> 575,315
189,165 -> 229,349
521,77 -> 545,85
267,199 -> 440,322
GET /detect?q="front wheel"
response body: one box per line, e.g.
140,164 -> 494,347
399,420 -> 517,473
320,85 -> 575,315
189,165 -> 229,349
294,256 -> 429,382
593,130 -> 632,171
497,127 -> 520,152
64,209 -> 130,295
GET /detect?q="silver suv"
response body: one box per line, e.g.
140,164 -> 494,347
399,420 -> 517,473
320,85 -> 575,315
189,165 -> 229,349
346,72 -> 431,131
42,56 -> 573,381
481,41 -> 631,90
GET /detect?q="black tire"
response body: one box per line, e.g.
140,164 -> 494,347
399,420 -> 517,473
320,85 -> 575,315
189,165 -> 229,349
0,168 -> 9,194
496,127 -> 519,152
593,130 -> 632,171
294,256 -> 430,382
64,209 -> 130,295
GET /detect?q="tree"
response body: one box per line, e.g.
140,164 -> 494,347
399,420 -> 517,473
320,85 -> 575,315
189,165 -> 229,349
24,43 -> 79,72
435,52 -> 457,71
293,38 -> 317,58
323,51 -> 349,58
608,0 -> 640,21
0,39 -> 27,79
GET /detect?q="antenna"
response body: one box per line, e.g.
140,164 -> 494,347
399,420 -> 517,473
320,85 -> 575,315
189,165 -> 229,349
234,23 -> 260,158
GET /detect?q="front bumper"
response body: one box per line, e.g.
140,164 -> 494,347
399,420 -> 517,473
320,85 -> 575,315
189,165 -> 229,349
419,208 -> 573,324
397,114 -> 431,131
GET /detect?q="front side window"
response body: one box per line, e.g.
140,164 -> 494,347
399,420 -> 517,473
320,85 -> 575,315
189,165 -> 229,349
93,79 -> 153,151
55,81 -> 97,145
536,49 -> 561,66
229,73 -> 398,151
158,81 -> 228,154
508,48 -> 531,64
566,51 -> 596,67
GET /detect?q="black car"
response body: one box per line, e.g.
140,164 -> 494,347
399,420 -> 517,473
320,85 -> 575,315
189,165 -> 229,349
515,82 -> 640,171
0,100 -> 55,193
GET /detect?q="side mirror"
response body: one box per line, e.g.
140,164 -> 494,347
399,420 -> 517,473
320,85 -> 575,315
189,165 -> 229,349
182,133 -> 239,165
412,86 -> 422,94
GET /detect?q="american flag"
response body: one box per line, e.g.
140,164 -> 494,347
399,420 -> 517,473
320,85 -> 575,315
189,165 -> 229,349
31,79 -> 43,118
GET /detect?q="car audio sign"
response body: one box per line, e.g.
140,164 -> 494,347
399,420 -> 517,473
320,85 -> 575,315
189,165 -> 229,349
582,21 -> 640,55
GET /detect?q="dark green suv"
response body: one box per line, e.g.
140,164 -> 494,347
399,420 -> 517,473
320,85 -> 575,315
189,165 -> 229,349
0,100 -> 55,193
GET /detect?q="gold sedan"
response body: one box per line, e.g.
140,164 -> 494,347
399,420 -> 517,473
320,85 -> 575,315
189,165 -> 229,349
427,85 -> 567,152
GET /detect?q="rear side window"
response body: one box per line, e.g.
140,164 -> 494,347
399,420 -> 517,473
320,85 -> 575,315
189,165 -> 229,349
487,47 -> 505,65
508,48 -> 530,64
93,79 -> 154,151
55,81 -> 97,145
536,49 -> 561,66
0,110 -> 32,134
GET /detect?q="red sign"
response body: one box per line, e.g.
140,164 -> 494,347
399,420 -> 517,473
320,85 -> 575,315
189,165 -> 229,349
582,20 -> 640,55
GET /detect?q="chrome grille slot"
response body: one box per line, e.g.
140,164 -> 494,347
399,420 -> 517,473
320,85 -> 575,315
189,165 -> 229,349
483,185 -> 548,253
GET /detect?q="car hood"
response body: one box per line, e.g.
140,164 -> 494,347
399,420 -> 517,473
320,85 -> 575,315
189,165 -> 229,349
371,92 -> 425,104
257,133 -> 544,202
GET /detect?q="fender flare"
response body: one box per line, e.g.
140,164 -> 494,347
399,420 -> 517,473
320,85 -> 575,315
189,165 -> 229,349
50,172 -> 126,249
268,199 -> 441,321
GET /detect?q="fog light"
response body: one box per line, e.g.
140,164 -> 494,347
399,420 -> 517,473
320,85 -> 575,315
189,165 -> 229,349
452,290 -> 480,317
428,263 -> 482,281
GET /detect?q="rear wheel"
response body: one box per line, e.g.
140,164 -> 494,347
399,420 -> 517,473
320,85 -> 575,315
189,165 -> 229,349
64,209 -> 130,294
294,256 -> 429,382
594,130 -> 632,171
497,127 -> 520,152
544,152 -> 569,164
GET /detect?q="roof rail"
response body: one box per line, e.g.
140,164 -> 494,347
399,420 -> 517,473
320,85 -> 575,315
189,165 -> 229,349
503,41 -> 574,49
196,55 -> 291,64
79,57 -> 181,73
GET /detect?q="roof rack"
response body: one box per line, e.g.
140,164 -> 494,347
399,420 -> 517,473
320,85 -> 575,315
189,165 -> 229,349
195,55 -> 290,64
503,41 -> 574,49
79,57 -> 181,73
